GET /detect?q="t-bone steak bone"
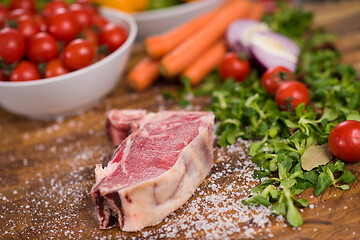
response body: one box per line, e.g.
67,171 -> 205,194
91,110 -> 215,232
106,109 -> 147,145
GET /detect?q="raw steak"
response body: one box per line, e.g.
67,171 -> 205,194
91,110 -> 214,232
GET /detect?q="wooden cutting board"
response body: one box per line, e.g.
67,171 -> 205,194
1,2 -> 360,239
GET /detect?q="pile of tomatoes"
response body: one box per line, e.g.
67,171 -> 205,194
218,52 -> 310,112
0,0 -> 128,82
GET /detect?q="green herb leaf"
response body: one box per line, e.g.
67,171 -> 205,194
271,193 -> 286,216
318,108 -> 339,122
334,160 -> 345,172
286,198 -> 304,227
253,169 -> 270,179
339,185 -> 350,190
277,154 -> 293,180
254,195 -> 270,207
296,103 -> 306,118
280,178 -> 297,189
346,112 -> 360,121
304,170 -> 318,184
293,198 -> 309,208
341,169 -> 356,184
314,172 -> 332,196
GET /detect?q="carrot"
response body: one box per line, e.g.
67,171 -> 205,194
247,1 -> 265,20
127,57 -> 160,91
144,3 -> 226,59
160,0 -> 252,77
182,40 -> 227,86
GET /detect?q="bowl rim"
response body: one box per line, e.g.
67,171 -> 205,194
132,0 -> 221,20
0,7 -> 137,88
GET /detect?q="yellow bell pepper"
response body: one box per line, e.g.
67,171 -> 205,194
93,0 -> 149,12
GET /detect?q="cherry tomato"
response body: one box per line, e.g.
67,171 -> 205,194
69,3 -> 94,30
33,14 -> 47,31
10,61 -> 40,81
45,58 -> 69,78
62,39 -> 95,70
8,8 -> 32,20
43,0 -> 68,19
328,120 -> 360,162
0,28 -> 26,64
82,28 -> 98,47
275,81 -> 310,111
261,66 -> 295,94
10,0 -> 36,13
17,15 -> 41,40
218,52 -> 250,82
99,23 -> 128,52
92,14 -> 108,29
0,3 -> 9,28
76,0 -> 98,15
47,10 -> 80,42
27,32 -> 59,63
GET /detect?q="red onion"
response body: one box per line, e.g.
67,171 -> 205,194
250,31 -> 299,72
226,19 -> 269,56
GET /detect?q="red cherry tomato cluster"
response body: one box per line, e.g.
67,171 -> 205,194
261,66 -> 310,111
0,0 -> 128,82
218,53 -> 310,112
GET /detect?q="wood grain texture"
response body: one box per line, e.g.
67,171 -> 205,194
1,2 -> 360,239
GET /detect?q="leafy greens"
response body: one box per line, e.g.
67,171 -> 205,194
168,2 -> 358,227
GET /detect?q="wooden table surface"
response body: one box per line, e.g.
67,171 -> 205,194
1,2 -> 360,239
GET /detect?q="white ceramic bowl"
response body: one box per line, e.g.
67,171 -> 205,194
133,0 -> 225,41
0,7 -> 137,120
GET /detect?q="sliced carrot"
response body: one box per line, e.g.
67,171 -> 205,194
127,57 -> 160,92
247,1 -> 265,20
160,0 -> 252,77
182,40 -> 227,86
144,2 -> 226,59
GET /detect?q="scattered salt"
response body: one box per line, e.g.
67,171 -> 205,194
22,133 -> 30,139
